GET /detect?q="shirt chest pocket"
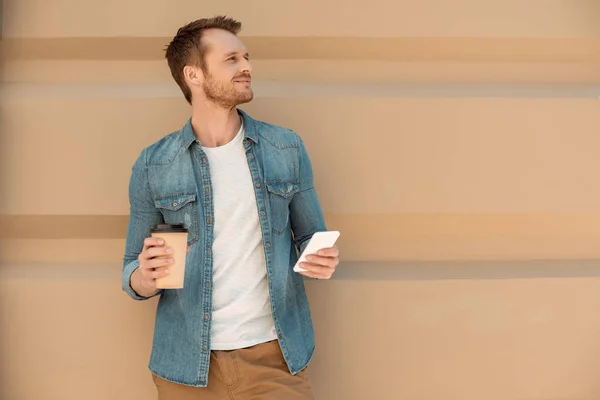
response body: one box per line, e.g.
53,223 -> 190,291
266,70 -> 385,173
266,182 -> 299,235
154,193 -> 200,245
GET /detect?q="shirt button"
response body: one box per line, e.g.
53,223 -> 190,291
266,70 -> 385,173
207,217 -> 212,224
173,202 -> 178,207
207,249 -> 212,256
203,344 -> 208,351
202,158 -> 207,164
205,187 -> 210,193
204,314 -> 209,321
265,243 -> 271,248
260,212 -> 265,216
248,154 -> 254,160
278,333 -> 283,339
255,183 -> 261,188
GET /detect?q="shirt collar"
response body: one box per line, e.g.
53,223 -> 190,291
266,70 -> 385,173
181,108 -> 258,149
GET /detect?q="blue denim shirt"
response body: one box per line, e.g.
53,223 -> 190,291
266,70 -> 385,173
122,109 -> 327,387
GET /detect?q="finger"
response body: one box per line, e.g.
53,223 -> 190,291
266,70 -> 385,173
139,256 -> 171,271
187,246 -> 190,253
146,267 -> 171,280
305,255 -> 338,268
143,237 -> 165,251
148,257 -> 174,270
299,270 -> 330,279
146,246 -> 172,259
317,247 -> 339,258
299,262 -> 333,277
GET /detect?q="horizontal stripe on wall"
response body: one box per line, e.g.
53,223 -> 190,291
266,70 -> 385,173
5,60 -> 600,85
3,213 -> 600,261
4,0 -> 599,38
3,259 -> 600,281
3,37 -> 600,62
3,82 -> 600,100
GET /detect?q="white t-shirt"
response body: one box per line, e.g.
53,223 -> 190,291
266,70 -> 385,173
201,122 -> 277,350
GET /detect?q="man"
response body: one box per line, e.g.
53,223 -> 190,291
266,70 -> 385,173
121,16 -> 339,399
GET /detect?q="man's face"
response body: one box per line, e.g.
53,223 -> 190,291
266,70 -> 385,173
199,29 -> 253,108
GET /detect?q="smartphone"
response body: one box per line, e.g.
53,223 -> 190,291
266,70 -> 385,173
293,231 -> 340,273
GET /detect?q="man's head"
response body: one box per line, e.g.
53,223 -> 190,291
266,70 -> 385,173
165,16 -> 253,107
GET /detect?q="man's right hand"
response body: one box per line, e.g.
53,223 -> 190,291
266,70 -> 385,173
130,237 -> 173,297
139,237 -> 175,288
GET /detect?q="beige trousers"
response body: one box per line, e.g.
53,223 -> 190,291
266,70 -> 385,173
152,340 -> 314,400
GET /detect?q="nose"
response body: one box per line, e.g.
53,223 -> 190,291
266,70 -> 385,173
240,58 -> 252,74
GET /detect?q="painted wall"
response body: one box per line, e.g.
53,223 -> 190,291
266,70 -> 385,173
2,1 -> 600,399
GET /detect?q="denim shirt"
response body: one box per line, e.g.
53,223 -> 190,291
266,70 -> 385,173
121,109 -> 327,387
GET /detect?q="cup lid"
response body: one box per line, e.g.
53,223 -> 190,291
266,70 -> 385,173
150,223 -> 188,233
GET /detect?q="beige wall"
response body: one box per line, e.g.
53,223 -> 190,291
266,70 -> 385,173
2,1 -> 600,399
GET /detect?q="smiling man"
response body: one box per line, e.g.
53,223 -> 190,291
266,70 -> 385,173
121,16 -> 339,399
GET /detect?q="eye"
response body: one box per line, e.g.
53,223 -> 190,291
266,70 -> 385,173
227,56 -> 236,61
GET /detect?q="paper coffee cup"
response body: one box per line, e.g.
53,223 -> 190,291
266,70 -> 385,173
150,223 -> 189,289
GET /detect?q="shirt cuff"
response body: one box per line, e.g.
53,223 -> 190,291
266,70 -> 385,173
122,259 -> 161,301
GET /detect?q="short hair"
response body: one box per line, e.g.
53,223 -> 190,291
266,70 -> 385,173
165,16 -> 242,104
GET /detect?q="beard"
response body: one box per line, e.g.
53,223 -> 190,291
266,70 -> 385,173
203,72 -> 253,108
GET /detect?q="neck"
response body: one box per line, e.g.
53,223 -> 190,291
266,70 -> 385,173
190,100 -> 241,148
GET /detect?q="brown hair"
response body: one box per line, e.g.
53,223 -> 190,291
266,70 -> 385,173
165,16 -> 242,104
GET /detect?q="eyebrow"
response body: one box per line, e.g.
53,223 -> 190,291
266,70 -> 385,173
224,51 -> 250,58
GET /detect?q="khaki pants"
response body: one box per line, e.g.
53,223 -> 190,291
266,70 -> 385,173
152,340 -> 314,400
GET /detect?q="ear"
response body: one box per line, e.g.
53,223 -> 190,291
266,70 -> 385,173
183,65 -> 204,86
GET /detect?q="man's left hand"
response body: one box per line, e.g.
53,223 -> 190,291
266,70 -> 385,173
298,246 -> 339,279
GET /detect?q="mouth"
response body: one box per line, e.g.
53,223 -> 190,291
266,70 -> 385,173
233,77 -> 252,84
